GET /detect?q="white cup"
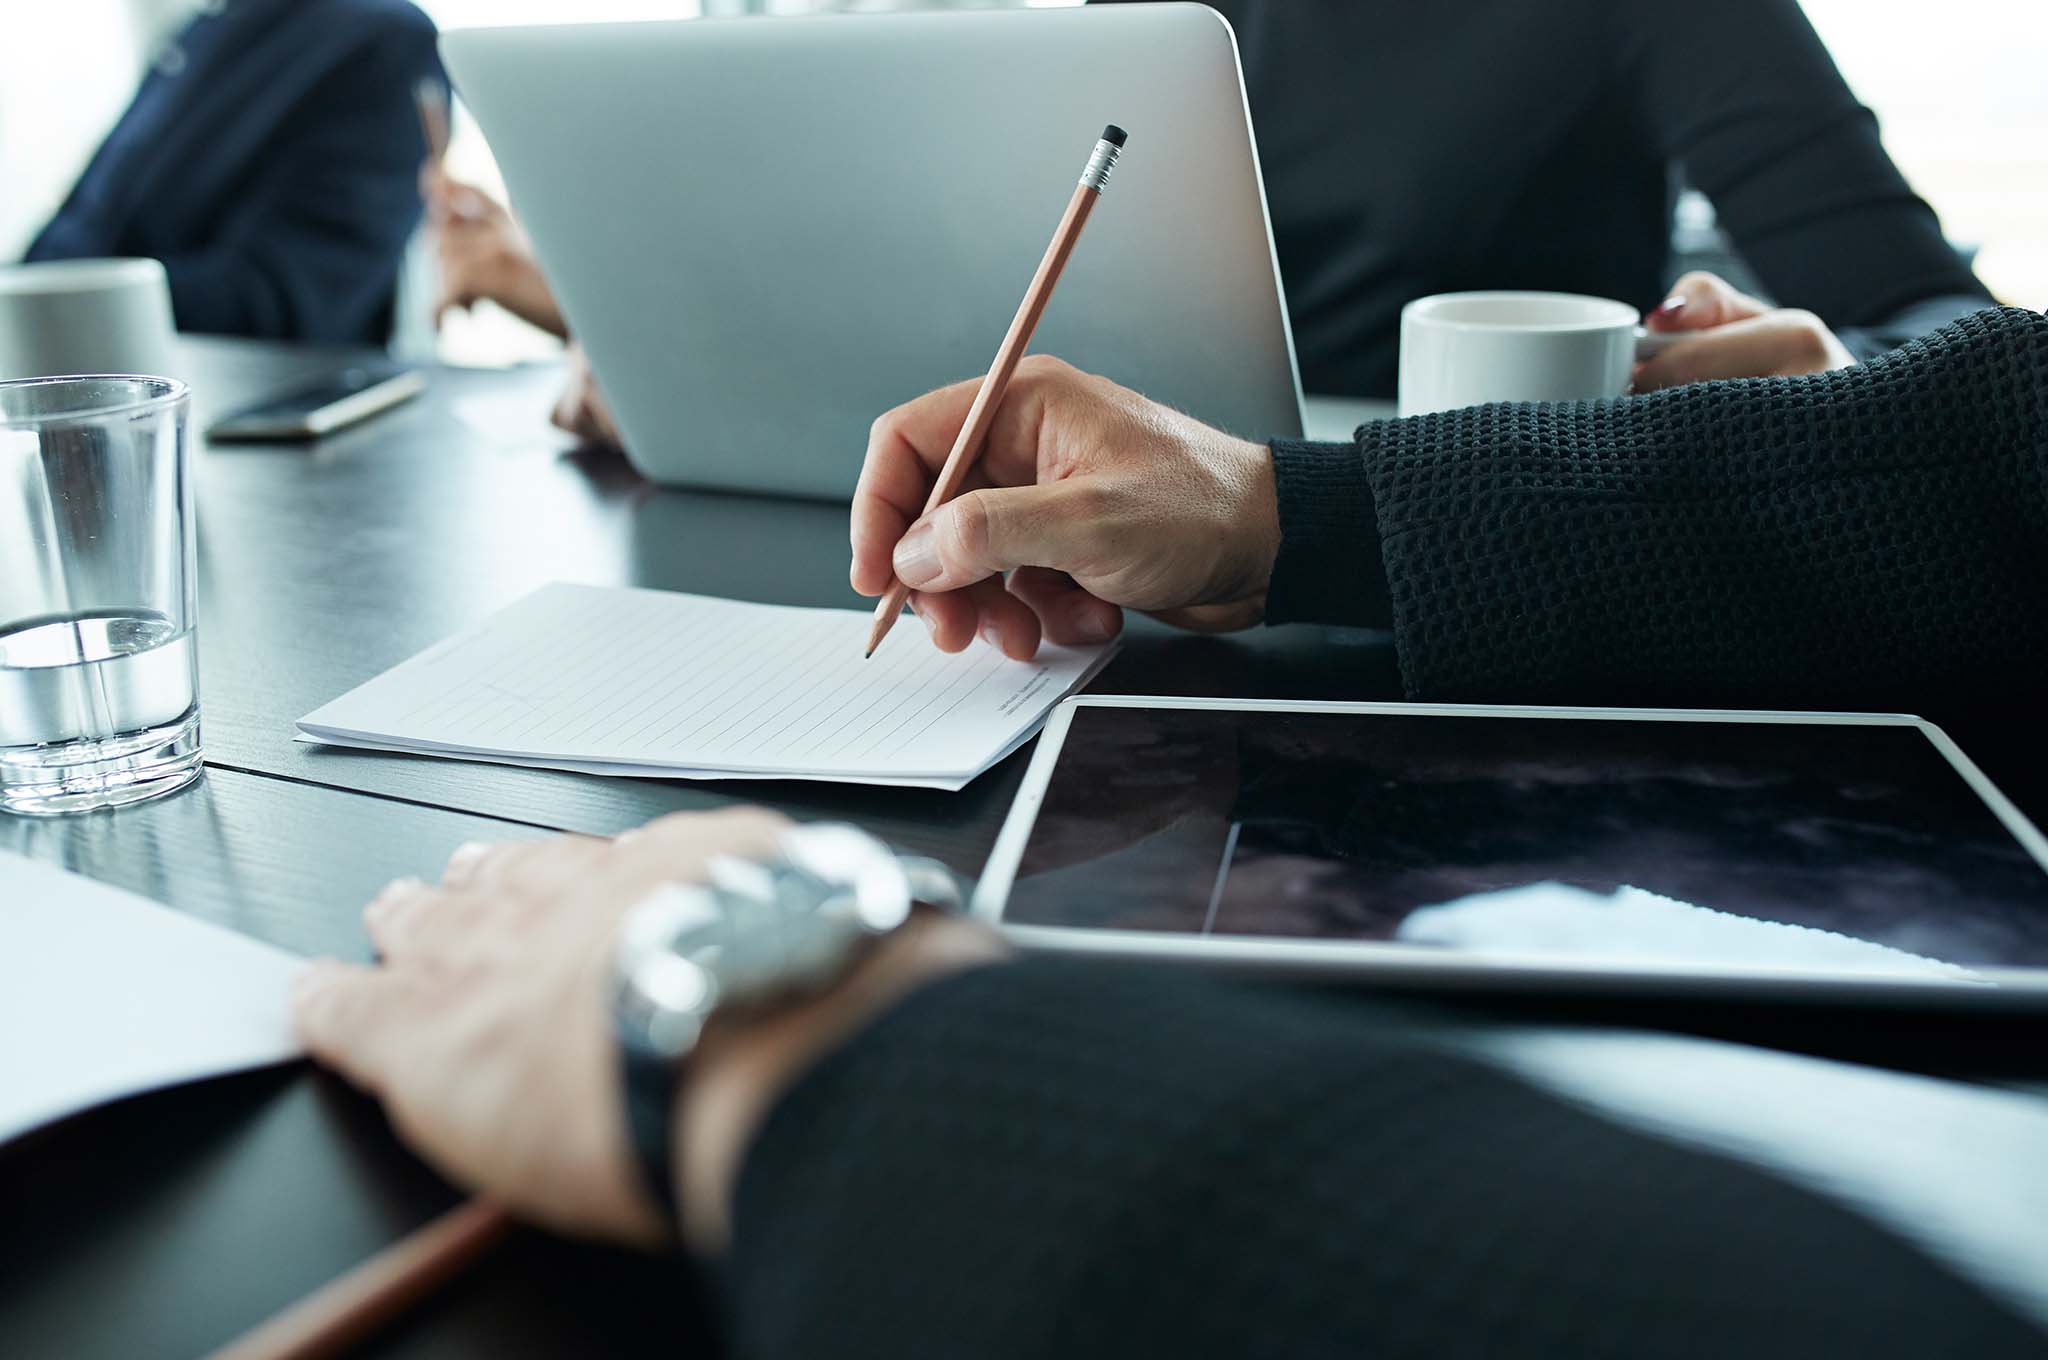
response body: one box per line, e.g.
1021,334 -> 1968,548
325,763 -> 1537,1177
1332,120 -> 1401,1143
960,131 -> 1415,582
0,258 -> 179,383
1398,290 -> 1669,417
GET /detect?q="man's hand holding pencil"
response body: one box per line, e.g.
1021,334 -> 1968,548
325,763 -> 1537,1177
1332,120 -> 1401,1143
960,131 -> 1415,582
851,355 -> 1282,660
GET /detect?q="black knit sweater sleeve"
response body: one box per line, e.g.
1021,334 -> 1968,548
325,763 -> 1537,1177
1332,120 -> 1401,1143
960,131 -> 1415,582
1265,436 -> 1392,628
1267,307 -> 2048,708
725,959 -> 2041,1358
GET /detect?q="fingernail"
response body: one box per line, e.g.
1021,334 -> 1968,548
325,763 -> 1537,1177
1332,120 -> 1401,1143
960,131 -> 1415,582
371,875 -> 423,907
979,621 -> 1003,650
1071,607 -> 1116,644
445,841 -> 490,880
1650,295 -> 1686,321
291,961 -> 342,1008
893,521 -> 941,588
365,877 -> 420,922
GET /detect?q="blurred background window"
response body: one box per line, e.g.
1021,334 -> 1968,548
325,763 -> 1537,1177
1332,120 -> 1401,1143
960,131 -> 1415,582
1798,0 -> 2047,309
0,0 -> 171,263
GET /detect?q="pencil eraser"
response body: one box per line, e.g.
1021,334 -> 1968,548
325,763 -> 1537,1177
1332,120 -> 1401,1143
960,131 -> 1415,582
1101,125 -> 1128,148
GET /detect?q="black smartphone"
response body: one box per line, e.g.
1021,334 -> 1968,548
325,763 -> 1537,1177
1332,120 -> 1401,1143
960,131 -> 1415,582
206,361 -> 426,442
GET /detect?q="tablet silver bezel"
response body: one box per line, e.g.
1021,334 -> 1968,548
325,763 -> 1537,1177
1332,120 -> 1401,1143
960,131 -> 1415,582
973,697 -> 2048,1009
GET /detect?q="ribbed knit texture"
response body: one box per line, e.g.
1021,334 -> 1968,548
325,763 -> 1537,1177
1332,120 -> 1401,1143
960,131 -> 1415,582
1270,307 -> 2047,708
728,959 -> 2041,1358
1268,437 -> 1390,627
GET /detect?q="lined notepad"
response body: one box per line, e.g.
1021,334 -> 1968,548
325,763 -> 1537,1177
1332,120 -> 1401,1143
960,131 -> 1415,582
298,584 -> 1117,790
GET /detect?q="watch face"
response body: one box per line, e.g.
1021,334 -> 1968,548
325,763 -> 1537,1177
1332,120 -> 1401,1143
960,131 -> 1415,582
777,823 -> 919,933
613,824 -> 918,1060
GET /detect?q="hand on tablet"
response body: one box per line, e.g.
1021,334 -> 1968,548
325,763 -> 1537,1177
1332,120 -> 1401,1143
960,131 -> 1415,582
1634,271 -> 1855,391
851,356 -> 1282,659
294,808 -> 1002,1257
295,810 -> 789,1249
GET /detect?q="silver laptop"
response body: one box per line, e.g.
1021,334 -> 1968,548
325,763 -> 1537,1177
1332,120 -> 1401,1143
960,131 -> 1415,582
441,4 -> 1302,498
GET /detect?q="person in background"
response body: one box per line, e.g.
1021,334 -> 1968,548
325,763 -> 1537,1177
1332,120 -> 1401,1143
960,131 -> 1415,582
295,309 -> 2048,1356
1095,0 -> 1995,397
25,0 -> 444,345
430,0 -> 1992,427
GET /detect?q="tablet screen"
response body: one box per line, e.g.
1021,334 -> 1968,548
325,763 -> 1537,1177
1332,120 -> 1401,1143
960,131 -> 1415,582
999,707 -> 2048,972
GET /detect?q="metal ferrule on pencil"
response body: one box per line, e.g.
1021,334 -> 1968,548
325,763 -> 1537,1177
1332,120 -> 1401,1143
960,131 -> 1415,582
1080,138 -> 1122,193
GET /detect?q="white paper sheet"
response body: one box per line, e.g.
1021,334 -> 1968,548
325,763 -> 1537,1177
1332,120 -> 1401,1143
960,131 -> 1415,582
0,852 -> 306,1145
298,583 -> 1116,789
294,724 -> 1045,792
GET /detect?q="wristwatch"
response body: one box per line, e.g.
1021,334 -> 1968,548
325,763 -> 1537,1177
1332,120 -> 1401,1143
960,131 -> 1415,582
610,822 -> 961,1226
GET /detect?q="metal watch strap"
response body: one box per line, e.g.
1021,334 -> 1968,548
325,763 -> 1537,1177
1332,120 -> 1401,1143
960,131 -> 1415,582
609,824 -> 962,1237
621,1038 -> 684,1227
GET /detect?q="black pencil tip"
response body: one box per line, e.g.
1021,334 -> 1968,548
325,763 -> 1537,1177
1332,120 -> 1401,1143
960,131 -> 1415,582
1101,124 -> 1128,148
864,648 -> 875,660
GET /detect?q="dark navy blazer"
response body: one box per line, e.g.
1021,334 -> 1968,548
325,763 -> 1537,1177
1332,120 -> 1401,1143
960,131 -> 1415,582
29,0 -> 444,344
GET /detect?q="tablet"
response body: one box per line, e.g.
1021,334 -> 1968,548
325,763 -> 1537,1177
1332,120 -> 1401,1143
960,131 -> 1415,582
973,699 -> 2048,1007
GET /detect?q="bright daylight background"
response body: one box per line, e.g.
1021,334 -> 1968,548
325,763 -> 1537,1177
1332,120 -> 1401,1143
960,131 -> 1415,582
3,0 -> 2043,362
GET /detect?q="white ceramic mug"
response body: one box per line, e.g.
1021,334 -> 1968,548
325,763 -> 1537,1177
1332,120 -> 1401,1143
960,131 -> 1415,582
0,257 -> 179,383
1398,290 -> 1672,417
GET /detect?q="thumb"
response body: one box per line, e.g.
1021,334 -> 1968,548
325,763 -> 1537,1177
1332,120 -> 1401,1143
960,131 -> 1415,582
893,483 -> 1087,592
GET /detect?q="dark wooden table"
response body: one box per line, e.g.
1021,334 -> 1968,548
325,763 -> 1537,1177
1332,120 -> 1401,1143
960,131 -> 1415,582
4,339 -> 2045,1357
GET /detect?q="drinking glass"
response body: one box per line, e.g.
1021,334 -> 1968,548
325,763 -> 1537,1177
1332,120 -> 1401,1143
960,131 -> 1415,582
0,376 -> 201,814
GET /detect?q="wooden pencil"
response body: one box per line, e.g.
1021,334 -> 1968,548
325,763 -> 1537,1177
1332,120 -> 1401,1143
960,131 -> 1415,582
205,1199 -> 512,1360
865,124 -> 1128,658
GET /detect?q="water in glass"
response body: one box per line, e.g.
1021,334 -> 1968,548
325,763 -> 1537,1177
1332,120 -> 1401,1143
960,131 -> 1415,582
1,376 -> 201,814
